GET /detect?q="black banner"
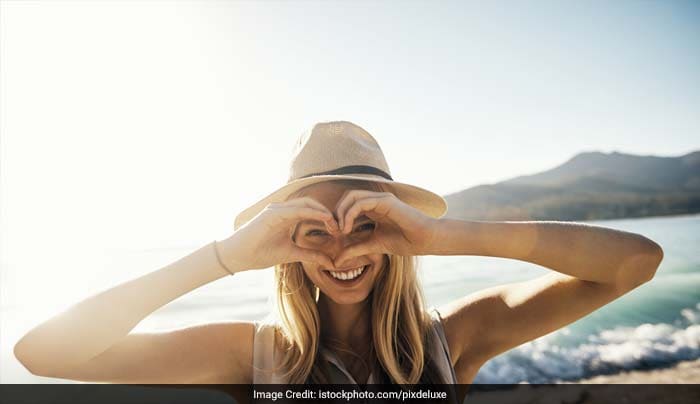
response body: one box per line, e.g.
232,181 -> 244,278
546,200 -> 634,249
0,383 -> 699,404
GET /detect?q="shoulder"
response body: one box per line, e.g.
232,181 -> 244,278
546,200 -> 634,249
251,320 -> 286,350
425,308 -> 456,361
432,298 -> 490,376
249,320 -> 291,383
193,320 -> 256,384
426,307 -> 477,384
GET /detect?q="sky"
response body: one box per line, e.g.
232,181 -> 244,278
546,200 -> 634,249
1,1 -> 699,307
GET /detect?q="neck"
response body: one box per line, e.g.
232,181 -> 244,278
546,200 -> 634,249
318,294 -> 372,350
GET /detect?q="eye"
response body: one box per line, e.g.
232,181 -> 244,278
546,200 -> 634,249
354,222 -> 376,232
305,229 -> 329,237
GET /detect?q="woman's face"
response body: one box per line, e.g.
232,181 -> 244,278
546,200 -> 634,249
291,181 -> 387,305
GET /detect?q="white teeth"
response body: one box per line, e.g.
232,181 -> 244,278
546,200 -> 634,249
328,266 -> 366,281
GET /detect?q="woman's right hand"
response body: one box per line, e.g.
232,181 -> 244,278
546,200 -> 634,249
217,197 -> 340,272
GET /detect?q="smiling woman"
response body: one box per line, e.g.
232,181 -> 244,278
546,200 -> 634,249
13,121 -> 664,388
268,179 -> 451,384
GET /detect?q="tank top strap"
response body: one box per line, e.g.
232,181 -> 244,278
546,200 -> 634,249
252,320 -> 288,384
428,307 -> 459,384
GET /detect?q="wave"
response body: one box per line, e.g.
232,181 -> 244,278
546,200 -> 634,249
473,303 -> 700,383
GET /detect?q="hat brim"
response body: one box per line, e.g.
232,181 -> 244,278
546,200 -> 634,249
233,173 -> 448,230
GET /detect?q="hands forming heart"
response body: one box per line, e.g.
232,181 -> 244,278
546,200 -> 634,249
224,190 -> 440,273
329,190 -> 439,268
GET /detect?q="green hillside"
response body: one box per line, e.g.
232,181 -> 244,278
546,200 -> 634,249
443,151 -> 700,221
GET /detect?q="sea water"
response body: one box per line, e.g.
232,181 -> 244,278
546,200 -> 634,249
435,214 -> 700,383
2,214 -> 698,383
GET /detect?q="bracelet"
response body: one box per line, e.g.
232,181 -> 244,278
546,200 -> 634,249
213,240 -> 236,276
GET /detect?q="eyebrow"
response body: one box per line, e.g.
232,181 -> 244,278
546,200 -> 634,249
298,219 -> 326,227
298,214 -> 372,227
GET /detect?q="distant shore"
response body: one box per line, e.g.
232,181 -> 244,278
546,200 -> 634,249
570,358 -> 700,383
584,211 -> 700,223
465,359 -> 700,404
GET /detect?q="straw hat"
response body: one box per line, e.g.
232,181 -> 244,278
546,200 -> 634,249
233,121 -> 448,230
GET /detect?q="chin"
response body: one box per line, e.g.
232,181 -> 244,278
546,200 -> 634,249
322,290 -> 372,305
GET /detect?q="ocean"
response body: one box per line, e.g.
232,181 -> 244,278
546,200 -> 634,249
2,214 -> 698,383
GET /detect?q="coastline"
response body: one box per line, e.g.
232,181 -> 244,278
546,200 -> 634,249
570,358 -> 700,384
583,211 -> 700,224
465,359 -> 700,404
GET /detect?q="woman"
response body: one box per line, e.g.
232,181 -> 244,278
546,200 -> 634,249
14,121 -> 664,386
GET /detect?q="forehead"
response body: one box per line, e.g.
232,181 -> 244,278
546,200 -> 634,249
295,181 -> 377,208
291,182 -> 379,229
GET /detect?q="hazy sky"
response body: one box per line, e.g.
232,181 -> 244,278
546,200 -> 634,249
1,0 -> 699,264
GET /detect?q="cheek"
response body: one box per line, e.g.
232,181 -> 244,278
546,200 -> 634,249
300,263 -> 312,276
369,254 -> 388,275
372,254 -> 388,266
301,263 -> 322,282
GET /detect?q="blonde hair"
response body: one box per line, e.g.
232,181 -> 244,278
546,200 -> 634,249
268,179 -> 444,384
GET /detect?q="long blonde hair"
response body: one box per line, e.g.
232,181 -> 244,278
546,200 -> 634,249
269,179 -> 444,384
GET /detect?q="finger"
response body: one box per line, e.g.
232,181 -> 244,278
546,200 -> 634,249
281,197 -> 340,233
335,190 -> 381,224
284,207 -> 339,235
274,207 -> 334,239
290,246 -> 335,270
283,196 -> 330,213
334,240 -> 383,269
342,196 -> 390,234
277,207 -> 333,242
335,190 -> 385,230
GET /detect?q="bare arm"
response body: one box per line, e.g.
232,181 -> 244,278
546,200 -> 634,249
429,219 -> 664,373
13,237 -> 254,383
429,219 -> 663,286
13,196 -> 337,384
326,191 -> 664,380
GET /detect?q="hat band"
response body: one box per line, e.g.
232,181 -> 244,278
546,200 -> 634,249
296,165 -> 393,181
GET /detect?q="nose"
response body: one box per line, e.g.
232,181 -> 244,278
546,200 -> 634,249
323,233 -> 357,264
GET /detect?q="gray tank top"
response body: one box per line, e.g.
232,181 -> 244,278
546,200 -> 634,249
252,307 -> 458,384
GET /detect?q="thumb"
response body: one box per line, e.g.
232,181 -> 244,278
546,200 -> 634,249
289,246 -> 335,270
335,240 -> 383,269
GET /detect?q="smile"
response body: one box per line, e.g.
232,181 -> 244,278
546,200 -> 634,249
323,264 -> 370,283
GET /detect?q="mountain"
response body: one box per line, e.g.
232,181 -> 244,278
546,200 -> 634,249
443,150 -> 700,221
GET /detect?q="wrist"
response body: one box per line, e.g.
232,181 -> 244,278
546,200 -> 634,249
423,217 -> 452,255
424,217 -> 477,256
215,235 -> 246,274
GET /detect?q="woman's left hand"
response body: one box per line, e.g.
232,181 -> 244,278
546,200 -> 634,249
332,190 -> 440,267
